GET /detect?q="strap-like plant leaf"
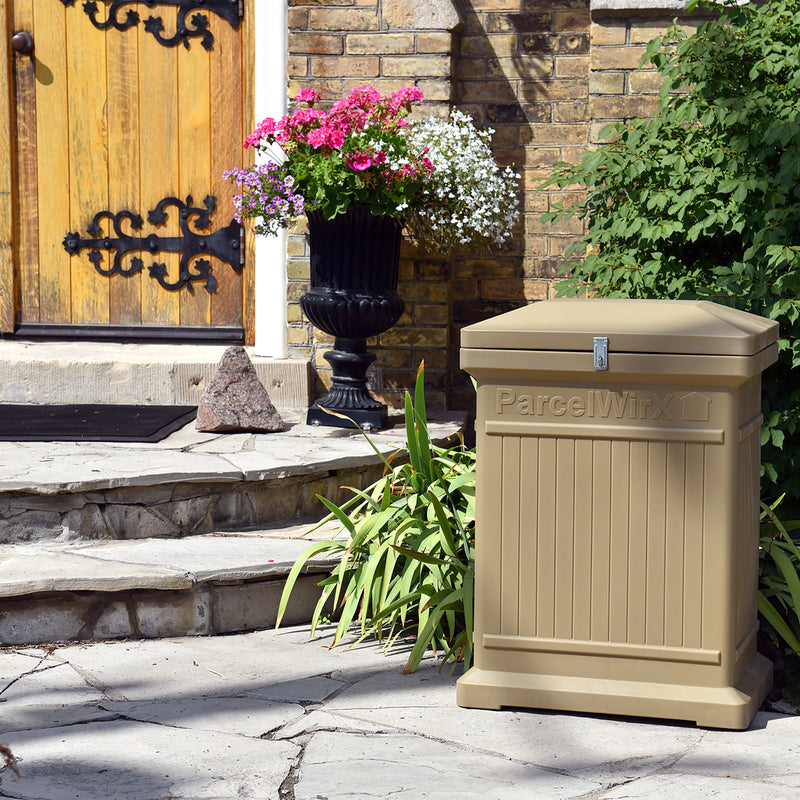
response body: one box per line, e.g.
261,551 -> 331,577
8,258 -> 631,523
276,540 -> 343,628
426,490 -> 459,559
413,362 -> 431,476
759,591 -> 800,654
403,590 -> 462,673
390,544 -> 452,567
317,494 -> 357,537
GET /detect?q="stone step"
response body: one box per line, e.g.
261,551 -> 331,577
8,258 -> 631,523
0,411 -> 465,646
0,340 -> 312,408
0,411 -> 465,544
0,520 -> 343,646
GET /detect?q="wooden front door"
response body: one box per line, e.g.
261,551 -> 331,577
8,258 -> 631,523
4,0 -> 251,341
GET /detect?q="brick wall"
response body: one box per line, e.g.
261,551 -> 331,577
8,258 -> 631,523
449,0 -> 592,407
589,15 -> 705,143
285,0 -> 457,410
282,0 -> 709,410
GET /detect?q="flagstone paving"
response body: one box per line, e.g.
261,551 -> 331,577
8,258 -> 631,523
1,625 -> 798,800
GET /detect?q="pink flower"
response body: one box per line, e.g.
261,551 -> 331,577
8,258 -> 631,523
306,128 -> 328,149
288,108 -> 321,128
347,86 -> 381,109
295,88 -> 321,105
346,152 -> 373,171
389,86 -> 424,114
244,116 -> 278,148
391,86 -> 424,105
326,128 -> 346,149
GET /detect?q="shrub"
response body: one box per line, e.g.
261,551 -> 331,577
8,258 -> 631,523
541,0 -> 800,502
277,366 -> 476,673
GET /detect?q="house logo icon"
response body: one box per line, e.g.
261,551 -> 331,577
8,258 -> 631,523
680,392 -> 712,422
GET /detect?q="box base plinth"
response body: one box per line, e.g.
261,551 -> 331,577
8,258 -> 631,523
456,653 -> 772,730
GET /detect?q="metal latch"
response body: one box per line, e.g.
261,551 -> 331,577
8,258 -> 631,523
593,336 -> 608,370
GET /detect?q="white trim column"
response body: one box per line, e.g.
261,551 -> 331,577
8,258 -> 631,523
253,0 -> 288,358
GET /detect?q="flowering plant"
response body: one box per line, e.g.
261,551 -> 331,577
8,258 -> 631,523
402,108 -> 520,250
225,85 -> 519,251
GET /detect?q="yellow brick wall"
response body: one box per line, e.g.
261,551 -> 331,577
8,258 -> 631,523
283,0 -> 708,409
286,0 -> 456,409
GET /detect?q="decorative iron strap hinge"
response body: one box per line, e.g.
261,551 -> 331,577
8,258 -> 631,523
60,0 -> 241,50
63,195 -> 243,294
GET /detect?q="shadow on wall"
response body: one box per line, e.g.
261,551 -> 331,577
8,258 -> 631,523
446,0 -> 592,407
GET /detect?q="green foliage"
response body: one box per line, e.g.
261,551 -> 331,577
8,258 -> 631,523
277,366 -> 476,673
759,498 -> 800,656
540,0 -> 800,501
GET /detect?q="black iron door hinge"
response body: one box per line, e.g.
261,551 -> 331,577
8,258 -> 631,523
60,0 -> 241,50
63,195 -> 243,294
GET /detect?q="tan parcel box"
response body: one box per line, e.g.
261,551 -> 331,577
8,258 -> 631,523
456,298 -> 779,729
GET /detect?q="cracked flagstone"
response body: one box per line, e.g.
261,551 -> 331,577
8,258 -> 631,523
2,719 -> 298,800
598,772 -> 800,799
321,664 -> 706,784
100,697 -> 305,738
293,730 -> 601,800
1,626 -> 799,800
1,655 -> 105,707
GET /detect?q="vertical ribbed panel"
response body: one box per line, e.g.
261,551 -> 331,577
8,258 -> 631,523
536,438 -> 556,638
735,427 -> 760,643
500,437 -> 521,636
518,438 -> 539,637
501,435 -> 708,648
683,444 -> 705,649
664,442 -> 687,648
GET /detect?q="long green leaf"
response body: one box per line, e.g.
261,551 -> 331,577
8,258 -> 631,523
276,540 -> 342,628
391,544 -> 452,567
332,563 -> 368,645
413,363 -> 432,478
771,547 -> 800,630
404,390 -> 422,476
308,584 -> 335,640
759,591 -> 800,654
358,540 -> 392,625
403,599 -> 453,673
371,591 -> 423,624
427,490 -> 459,558
378,533 -> 401,611
317,495 -> 357,537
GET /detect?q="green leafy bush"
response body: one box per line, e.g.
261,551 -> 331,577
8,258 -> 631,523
277,366 -> 476,673
541,0 -> 800,501
759,498 -> 800,656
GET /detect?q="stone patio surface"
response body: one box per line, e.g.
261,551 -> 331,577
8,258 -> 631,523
1,406 -> 798,797
1,624 -> 799,800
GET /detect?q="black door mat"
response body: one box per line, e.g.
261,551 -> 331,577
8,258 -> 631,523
0,405 -> 197,442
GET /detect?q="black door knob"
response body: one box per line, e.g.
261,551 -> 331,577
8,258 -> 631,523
11,31 -> 34,55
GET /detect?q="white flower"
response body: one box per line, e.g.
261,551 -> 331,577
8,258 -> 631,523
403,110 -> 520,251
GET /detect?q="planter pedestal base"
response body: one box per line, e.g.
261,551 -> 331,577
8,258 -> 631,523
307,404 -> 387,431
305,338 -> 388,431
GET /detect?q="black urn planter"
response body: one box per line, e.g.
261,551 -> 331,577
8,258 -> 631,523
302,205 -> 404,430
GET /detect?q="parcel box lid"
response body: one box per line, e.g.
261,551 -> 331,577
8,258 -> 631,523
460,299 -> 779,356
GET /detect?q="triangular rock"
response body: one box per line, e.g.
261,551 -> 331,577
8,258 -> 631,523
196,346 -> 286,433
